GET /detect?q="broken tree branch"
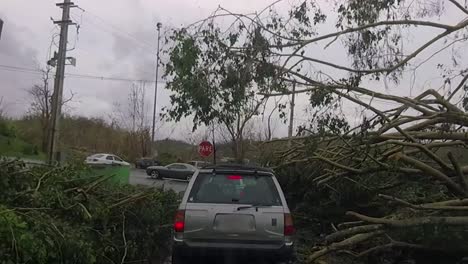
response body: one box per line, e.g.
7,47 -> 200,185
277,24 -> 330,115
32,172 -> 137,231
378,194 -> 468,210
308,231 -> 385,262
347,211 -> 468,227
391,153 -> 465,196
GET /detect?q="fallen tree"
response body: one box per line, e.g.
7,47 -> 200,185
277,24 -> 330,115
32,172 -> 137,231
164,0 -> 468,262
0,160 -> 178,263
271,87 -> 468,263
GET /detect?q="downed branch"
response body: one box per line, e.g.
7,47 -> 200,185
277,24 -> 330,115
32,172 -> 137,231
308,231 -> 385,262
346,211 -> 468,227
357,240 -> 447,258
325,224 -> 383,244
378,194 -> 468,211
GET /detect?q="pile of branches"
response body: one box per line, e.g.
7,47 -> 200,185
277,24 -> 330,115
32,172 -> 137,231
0,160 -> 178,263
273,86 -> 468,263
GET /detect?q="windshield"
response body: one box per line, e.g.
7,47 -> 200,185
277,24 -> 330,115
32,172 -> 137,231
188,173 -> 282,206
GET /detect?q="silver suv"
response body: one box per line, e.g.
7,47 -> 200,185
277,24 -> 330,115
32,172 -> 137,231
172,165 -> 295,263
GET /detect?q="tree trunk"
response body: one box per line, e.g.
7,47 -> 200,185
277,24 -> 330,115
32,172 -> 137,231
232,137 -> 245,163
41,125 -> 49,153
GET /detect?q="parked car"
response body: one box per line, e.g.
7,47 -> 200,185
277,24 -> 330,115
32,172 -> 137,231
187,160 -> 210,168
171,164 -> 295,264
146,163 -> 196,181
85,153 -> 130,166
135,157 -> 160,169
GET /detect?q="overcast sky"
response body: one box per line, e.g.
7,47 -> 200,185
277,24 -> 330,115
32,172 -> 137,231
0,0 -> 467,141
0,0 -> 306,140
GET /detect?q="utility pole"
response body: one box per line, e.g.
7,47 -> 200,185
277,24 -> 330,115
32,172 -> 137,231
288,82 -> 296,138
0,19 -> 4,40
48,0 -> 76,164
150,22 -> 162,157
212,122 -> 216,165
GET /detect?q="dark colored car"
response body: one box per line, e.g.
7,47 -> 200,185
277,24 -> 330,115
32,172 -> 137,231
135,158 -> 160,169
146,163 -> 197,181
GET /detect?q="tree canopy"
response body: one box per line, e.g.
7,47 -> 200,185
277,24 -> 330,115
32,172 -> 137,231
163,0 -> 468,262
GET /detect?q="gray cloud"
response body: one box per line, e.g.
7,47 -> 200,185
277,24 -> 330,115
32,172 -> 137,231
2,0 -> 465,140
0,16 -> 41,117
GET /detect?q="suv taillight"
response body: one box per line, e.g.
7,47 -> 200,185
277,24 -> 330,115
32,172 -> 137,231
174,210 -> 185,232
284,213 -> 295,236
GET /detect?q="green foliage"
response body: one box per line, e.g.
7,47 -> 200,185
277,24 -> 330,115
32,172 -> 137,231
163,21 -> 281,131
0,160 -> 178,263
158,152 -> 179,165
0,134 -> 43,160
21,144 -> 39,156
337,0 -> 402,26
0,119 -> 16,138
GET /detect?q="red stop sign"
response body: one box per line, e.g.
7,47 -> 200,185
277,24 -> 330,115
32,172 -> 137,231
198,141 -> 213,157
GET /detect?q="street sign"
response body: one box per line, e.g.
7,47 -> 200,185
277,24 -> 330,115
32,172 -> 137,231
198,141 -> 213,157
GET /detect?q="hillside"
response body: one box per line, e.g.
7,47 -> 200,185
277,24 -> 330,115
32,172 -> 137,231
0,120 -> 45,160
3,115 -> 268,164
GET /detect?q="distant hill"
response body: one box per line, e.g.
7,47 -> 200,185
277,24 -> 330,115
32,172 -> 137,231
155,138 -> 195,161
0,120 -> 45,160
3,115 -> 267,164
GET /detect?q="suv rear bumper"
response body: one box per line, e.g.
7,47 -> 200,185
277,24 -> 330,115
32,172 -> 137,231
173,240 -> 293,261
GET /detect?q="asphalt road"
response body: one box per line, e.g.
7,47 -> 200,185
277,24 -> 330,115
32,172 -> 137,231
129,168 -> 188,193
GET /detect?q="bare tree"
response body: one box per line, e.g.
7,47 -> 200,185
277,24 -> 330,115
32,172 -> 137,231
113,82 -> 151,159
28,66 -> 73,152
261,95 -> 283,141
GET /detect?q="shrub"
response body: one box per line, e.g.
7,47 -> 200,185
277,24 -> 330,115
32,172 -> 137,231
0,119 -> 15,138
0,160 -> 178,263
21,144 -> 39,155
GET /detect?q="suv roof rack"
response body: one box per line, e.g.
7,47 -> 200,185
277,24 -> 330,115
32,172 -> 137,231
201,163 -> 273,173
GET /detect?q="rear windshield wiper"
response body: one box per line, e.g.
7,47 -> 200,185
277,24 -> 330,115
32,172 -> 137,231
237,204 -> 272,211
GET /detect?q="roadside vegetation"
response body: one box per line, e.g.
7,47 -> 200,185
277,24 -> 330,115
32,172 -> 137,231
0,159 -> 178,263
0,119 -> 44,160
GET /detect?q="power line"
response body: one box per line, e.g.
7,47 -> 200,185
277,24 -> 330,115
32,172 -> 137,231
0,65 -> 43,75
0,64 -> 166,84
72,9 -> 155,54
67,72 -> 166,83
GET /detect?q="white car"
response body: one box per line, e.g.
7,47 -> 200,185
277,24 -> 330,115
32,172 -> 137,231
187,160 -> 210,168
85,153 -> 130,166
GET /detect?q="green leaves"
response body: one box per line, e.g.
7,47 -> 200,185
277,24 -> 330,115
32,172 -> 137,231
163,24 -> 273,131
0,160 -> 178,263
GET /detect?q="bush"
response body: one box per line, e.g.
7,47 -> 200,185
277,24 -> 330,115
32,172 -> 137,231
0,160 -> 178,263
21,144 -> 39,155
158,152 -> 179,165
0,119 -> 15,138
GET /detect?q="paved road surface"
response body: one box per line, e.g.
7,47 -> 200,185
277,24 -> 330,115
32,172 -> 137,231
129,168 -> 188,193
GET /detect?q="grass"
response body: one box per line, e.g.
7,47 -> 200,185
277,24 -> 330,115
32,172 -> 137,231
0,135 -> 45,161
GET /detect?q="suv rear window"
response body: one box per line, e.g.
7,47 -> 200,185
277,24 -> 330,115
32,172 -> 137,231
188,173 -> 282,206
